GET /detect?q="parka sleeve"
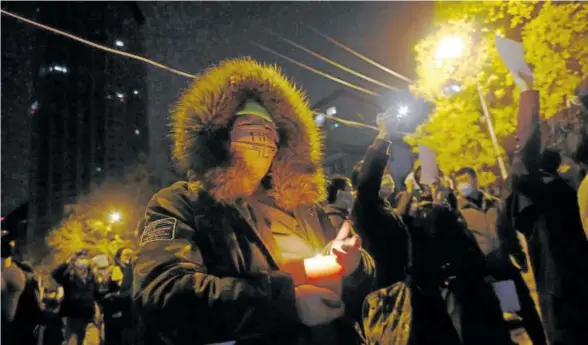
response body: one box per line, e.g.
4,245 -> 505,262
133,183 -> 299,344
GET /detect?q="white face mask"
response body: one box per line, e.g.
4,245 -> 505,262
379,174 -> 395,199
457,182 -> 475,197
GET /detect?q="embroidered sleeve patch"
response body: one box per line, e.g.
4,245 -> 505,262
140,218 -> 177,245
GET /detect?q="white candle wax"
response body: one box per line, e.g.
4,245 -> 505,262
304,255 -> 343,297
304,255 -> 343,280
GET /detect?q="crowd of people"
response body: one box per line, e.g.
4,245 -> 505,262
2,58 -> 587,345
2,236 -> 134,345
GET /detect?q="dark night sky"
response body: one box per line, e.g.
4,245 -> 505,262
139,1 -> 434,184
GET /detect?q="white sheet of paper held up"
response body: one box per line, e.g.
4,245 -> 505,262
495,36 -> 533,90
418,144 -> 438,185
492,280 -> 521,313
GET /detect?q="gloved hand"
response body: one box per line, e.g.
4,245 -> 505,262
329,221 -> 362,276
294,285 -> 345,326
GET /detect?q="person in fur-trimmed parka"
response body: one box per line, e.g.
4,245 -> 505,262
132,58 -> 375,345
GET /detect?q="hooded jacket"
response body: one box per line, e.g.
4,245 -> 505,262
133,58 -> 375,345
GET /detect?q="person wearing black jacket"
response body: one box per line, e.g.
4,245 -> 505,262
132,58 -> 375,345
52,250 -> 99,345
99,248 -> 134,345
509,72 -> 588,345
455,167 -> 546,345
350,116 -> 410,289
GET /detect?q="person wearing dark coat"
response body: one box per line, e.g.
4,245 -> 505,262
40,287 -> 65,345
98,248 -> 134,345
455,168 -> 546,345
349,116 -> 410,289
510,73 -> 588,345
324,174 -> 354,230
52,250 -> 99,345
132,58 -> 375,345
363,141 -> 513,345
1,230 -> 44,345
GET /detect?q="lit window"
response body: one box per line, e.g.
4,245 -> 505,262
29,101 -> 39,115
96,167 -> 102,172
134,129 -> 140,135
52,65 -> 68,74
133,90 -> 139,95
115,40 -> 125,47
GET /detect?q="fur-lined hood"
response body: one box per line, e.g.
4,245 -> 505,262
172,58 -> 326,210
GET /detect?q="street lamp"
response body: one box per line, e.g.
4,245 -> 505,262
434,34 -> 508,180
434,36 -> 467,61
397,105 -> 409,118
109,212 -> 121,224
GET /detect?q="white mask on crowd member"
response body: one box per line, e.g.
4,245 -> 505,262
457,182 -> 475,198
380,174 -> 396,200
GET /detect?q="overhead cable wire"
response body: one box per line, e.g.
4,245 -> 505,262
265,29 -> 398,91
0,9 -> 197,79
305,24 -> 414,83
2,9 -> 398,133
253,42 -> 381,97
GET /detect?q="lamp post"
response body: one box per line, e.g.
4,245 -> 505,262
109,212 -> 121,224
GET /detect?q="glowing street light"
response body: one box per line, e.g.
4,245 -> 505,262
434,36 -> 466,61
432,33 -> 507,180
109,212 -> 121,224
397,105 -> 409,118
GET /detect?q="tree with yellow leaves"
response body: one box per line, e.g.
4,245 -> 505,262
32,163 -> 156,282
408,1 -> 588,185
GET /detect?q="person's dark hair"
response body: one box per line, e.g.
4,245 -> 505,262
540,149 -> 562,174
327,174 -> 350,204
114,247 -> 129,267
455,167 -> 477,180
351,161 -> 363,190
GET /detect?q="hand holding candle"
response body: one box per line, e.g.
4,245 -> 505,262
303,255 -> 343,297
330,220 -> 362,276
304,255 -> 344,280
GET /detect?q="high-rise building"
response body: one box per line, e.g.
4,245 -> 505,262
1,2 -> 148,248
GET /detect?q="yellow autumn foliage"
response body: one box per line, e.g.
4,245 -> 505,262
408,1 -> 588,185
32,164 -> 155,281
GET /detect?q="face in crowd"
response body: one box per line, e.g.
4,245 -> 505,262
455,169 -> 479,198
120,248 -> 133,265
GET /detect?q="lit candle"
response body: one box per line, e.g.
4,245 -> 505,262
304,255 -> 343,297
304,255 -> 343,280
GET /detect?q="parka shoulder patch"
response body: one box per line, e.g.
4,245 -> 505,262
140,218 -> 177,245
